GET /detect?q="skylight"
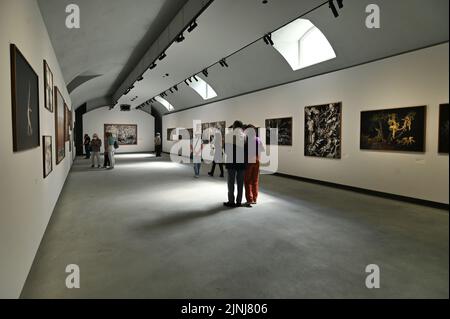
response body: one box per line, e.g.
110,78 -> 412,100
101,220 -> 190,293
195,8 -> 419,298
271,18 -> 336,71
189,76 -> 218,100
155,96 -> 175,112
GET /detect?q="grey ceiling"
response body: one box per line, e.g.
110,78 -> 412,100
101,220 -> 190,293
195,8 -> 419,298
38,0 -> 189,109
39,0 -> 449,115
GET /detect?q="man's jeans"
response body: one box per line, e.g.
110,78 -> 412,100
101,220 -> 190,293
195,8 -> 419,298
227,168 -> 245,205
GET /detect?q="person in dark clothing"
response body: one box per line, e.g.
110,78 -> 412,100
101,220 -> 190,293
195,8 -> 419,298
84,134 -> 91,159
155,133 -> 162,157
208,131 -> 224,178
223,120 -> 247,208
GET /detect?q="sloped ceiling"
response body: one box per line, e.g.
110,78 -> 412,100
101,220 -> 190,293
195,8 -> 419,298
39,0 -> 449,115
38,0 -> 189,109
120,0 -> 449,115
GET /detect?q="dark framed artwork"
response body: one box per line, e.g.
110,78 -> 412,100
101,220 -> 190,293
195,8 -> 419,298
305,102 -> 342,159
43,60 -> 54,112
42,136 -> 53,178
55,86 -> 66,164
167,128 -> 176,141
65,104 -> 70,142
10,44 -> 40,152
360,105 -> 426,152
265,117 -> 293,146
104,124 -> 138,145
438,103 -> 449,154
202,121 -> 226,143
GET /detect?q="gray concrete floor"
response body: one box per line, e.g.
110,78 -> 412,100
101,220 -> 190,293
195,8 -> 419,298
21,154 -> 449,299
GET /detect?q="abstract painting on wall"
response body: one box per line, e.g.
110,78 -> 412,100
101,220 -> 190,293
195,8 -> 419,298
10,44 -> 40,152
43,60 -> 54,113
265,117 -> 293,146
305,102 -> 342,159
42,136 -> 53,178
439,103 -> 449,154
360,105 -> 426,152
104,124 -> 138,145
55,86 -> 66,164
167,128 -> 176,141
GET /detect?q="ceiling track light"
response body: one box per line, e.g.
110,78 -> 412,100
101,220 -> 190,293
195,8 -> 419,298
174,85 -> 178,91
137,76 -> 144,82
159,52 -> 167,61
337,0 -> 344,9
169,88 -> 174,93
149,62 -> 157,70
328,0 -> 339,18
175,33 -> 185,43
184,80 -> 189,86
202,69 -> 209,77
188,78 -> 193,83
187,20 -> 198,33
263,33 -> 274,46
193,75 -> 199,82
219,59 -> 229,68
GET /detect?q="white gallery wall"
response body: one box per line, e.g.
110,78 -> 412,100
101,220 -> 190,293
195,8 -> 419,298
0,0 -> 74,298
83,107 -> 155,153
164,43 -> 449,204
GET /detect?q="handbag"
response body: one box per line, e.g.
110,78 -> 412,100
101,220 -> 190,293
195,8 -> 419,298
114,141 -> 119,149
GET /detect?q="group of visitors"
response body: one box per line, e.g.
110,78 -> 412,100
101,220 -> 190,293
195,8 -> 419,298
190,120 -> 264,208
83,133 -> 117,169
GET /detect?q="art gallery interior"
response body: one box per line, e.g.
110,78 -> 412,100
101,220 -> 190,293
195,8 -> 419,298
0,0 -> 448,299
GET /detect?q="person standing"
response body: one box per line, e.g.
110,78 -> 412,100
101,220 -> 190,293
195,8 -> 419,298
83,134 -> 91,159
155,133 -> 162,157
244,124 -> 265,205
191,131 -> 203,178
90,133 -> 102,168
224,121 -> 247,208
208,131 -> 224,178
106,132 -> 116,169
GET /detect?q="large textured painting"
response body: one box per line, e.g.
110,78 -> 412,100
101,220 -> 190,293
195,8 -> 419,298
42,136 -> 53,178
305,102 -> 342,159
265,117 -> 293,146
55,86 -> 66,164
43,60 -> 53,113
10,44 -> 40,152
360,106 -> 426,152
439,103 -> 449,154
104,124 -> 137,145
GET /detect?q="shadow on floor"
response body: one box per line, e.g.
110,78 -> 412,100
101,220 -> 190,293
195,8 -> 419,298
132,204 -> 231,233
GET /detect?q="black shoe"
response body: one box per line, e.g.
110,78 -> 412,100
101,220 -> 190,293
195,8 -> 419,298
235,203 -> 243,208
223,202 -> 235,208
91,165 -> 94,168
208,172 -> 213,177
220,175 -> 224,178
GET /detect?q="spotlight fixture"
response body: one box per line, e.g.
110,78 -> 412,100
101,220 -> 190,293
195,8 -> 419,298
328,0 -> 339,18
202,69 -> 209,77
149,62 -> 157,70
184,80 -> 189,86
187,20 -> 198,33
337,0 -> 344,9
169,88 -> 174,93
137,75 -> 144,82
263,33 -> 274,46
175,33 -> 185,43
188,78 -> 193,83
159,52 -> 167,61
219,59 -> 229,68
174,85 -> 178,91
193,75 -> 199,82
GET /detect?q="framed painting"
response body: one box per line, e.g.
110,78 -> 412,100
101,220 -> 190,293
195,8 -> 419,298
202,121 -> 226,144
265,117 -> 293,146
438,103 -> 449,154
55,86 -> 66,164
65,103 -> 70,142
42,136 -> 53,178
360,105 -> 426,152
43,60 -> 54,112
305,102 -> 342,159
10,44 -> 40,152
104,124 -> 138,145
167,128 -> 176,141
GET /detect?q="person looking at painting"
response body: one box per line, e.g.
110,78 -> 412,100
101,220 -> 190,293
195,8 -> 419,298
208,131 -> 224,178
90,134 -> 102,169
224,120 -> 247,208
244,124 -> 265,206
83,134 -> 91,159
191,130 -> 203,178
106,132 -> 116,169
155,133 -> 162,157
